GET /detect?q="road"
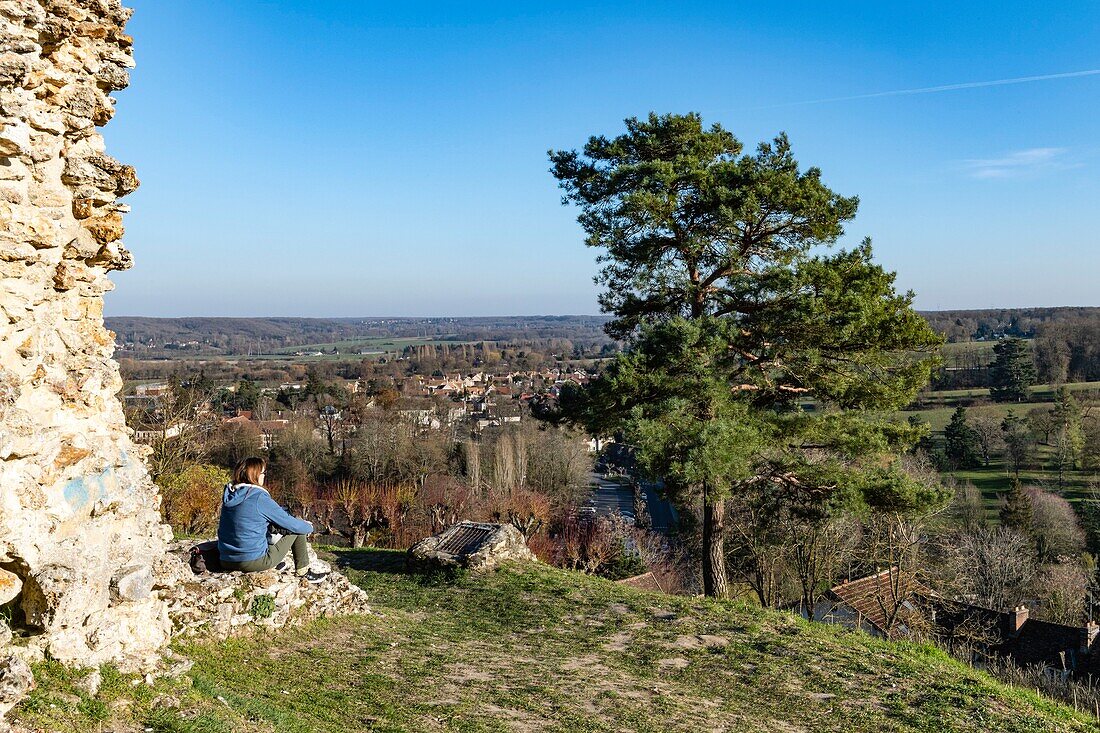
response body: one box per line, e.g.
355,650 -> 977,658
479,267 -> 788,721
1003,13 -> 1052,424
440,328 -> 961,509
640,479 -> 678,534
584,472 -> 635,518
584,472 -> 678,534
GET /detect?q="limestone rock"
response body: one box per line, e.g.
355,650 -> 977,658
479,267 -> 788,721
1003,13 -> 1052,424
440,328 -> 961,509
409,522 -> 537,572
110,564 -> 153,603
0,655 -> 32,721
0,570 -> 19,606
0,0 -> 172,687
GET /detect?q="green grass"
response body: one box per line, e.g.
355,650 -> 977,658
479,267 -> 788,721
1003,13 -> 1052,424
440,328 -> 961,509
898,380 -> 1100,516
948,460 -> 1095,523
15,550 -> 1100,732
940,341 -> 998,358
916,381 -> 1100,409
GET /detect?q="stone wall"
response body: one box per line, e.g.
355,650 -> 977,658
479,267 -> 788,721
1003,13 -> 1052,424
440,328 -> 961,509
0,0 -> 172,670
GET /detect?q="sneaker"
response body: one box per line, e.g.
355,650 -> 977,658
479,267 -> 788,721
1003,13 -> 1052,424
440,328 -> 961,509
274,560 -> 289,572
299,570 -> 329,584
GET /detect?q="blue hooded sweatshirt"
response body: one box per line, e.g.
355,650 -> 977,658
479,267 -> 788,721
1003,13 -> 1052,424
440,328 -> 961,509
217,483 -> 314,563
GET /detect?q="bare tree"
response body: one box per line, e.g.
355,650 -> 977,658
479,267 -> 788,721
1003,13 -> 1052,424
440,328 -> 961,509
131,378 -> 216,481
523,423 -> 593,507
419,475 -> 471,534
501,487 -> 551,540
787,513 -> 857,618
727,492 -> 790,608
952,527 -> 1035,610
1026,487 -> 1086,561
492,432 -> 518,497
1028,405 -> 1058,446
969,409 -> 1006,467
1035,560 -> 1088,625
951,481 -> 987,533
329,478 -> 384,548
861,510 -> 927,635
464,440 -> 482,495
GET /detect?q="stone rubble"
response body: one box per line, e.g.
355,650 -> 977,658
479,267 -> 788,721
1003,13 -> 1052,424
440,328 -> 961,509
0,656 -> 32,724
161,541 -> 371,639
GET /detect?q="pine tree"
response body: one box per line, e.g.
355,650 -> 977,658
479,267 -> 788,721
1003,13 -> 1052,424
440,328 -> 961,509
944,407 -> 983,469
550,113 -> 945,597
988,338 -> 1036,403
1000,479 -> 1033,533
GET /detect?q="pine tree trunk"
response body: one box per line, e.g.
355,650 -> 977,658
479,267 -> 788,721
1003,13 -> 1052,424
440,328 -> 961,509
701,485 -> 729,598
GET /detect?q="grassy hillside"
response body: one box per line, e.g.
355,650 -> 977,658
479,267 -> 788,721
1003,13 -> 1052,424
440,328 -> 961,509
15,550 -> 1100,733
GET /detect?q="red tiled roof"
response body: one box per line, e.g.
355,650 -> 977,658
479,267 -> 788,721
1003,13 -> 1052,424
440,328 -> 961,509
615,572 -> 664,593
829,569 -> 932,636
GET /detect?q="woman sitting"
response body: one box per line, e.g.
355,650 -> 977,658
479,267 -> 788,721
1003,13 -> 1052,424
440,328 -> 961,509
218,456 -> 325,581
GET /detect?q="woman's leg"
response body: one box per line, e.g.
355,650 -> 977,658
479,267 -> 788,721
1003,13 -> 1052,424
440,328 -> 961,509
227,534 -> 300,573
290,533 -> 310,573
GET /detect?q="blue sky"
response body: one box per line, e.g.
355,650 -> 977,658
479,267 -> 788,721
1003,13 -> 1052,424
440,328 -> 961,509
104,1 -> 1100,317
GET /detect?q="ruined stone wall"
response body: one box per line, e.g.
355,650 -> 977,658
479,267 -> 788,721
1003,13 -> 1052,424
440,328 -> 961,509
0,0 -> 171,670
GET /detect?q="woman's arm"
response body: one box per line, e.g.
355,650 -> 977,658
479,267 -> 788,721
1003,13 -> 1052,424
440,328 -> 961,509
258,494 -> 314,535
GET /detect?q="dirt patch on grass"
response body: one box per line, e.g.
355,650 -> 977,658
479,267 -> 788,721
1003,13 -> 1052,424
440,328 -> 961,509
448,663 -> 495,684
604,629 -> 634,652
667,634 -> 729,651
658,657 -> 691,672
480,703 -> 552,733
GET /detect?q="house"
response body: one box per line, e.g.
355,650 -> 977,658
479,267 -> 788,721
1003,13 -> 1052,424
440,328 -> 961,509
806,569 -> 932,638
221,413 -> 290,449
807,569 -> 1100,677
132,424 -> 182,443
398,409 -> 441,431
933,601 -> 1099,676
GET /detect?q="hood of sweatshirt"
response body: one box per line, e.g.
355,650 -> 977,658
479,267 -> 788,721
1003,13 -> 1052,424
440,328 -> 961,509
222,482 -> 265,507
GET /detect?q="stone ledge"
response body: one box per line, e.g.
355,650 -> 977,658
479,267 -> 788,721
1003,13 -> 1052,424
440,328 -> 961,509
162,541 -> 370,639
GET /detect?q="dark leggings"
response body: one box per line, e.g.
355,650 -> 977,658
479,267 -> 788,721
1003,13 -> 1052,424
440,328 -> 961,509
222,534 -> 310,573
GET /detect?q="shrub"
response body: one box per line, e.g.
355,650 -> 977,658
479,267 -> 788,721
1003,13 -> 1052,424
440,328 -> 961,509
1026,487 -> 1086,561
156,464 -> 230,536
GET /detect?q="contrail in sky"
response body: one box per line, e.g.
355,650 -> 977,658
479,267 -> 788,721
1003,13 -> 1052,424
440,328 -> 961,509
768,68 -> 1100,108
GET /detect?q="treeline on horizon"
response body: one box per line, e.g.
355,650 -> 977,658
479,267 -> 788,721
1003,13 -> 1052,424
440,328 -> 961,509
920,307 -> 1100,343
106,315 -> 616,356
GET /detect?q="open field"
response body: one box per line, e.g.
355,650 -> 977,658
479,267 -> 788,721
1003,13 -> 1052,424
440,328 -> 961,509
940,340 -> 999,358
914,381 -> 1100,411
14,550 -> 1100,733
270,336 -> 470,355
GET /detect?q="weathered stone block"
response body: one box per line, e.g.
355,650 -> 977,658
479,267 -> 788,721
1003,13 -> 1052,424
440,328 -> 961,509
409,522 -> 537,572
110,563 -> 153,602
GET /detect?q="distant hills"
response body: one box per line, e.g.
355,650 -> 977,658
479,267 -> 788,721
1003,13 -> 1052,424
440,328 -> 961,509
105,308 -> 1100,356
105,315 -> 615,356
